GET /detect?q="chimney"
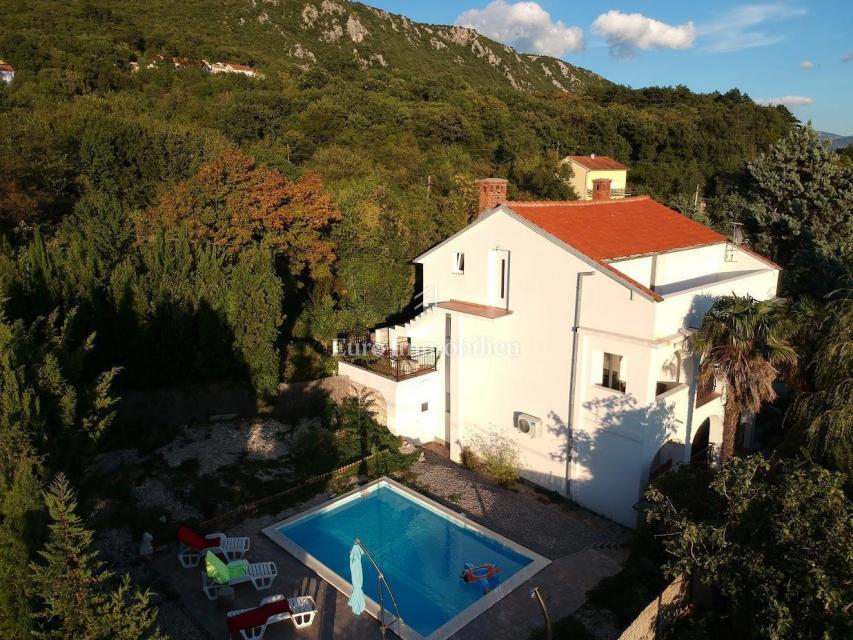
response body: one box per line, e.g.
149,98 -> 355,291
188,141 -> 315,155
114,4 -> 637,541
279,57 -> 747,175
590,153 -> 596,159
478,178 -> 508,214
592,178 -> 612,201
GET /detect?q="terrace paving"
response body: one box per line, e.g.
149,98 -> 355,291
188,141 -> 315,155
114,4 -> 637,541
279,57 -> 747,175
151,447 -> 628,640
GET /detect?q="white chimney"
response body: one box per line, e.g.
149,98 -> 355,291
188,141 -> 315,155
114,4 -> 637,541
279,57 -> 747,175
590,153 -> 596,159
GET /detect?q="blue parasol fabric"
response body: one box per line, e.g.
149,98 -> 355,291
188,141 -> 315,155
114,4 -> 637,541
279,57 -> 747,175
348,543 -> 367,615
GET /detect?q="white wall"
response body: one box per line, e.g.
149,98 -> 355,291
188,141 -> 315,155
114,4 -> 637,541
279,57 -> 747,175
348,209 -> 778,528
419,210 -> 660,505
653,268 -> 779,337
337,361 -> 442,445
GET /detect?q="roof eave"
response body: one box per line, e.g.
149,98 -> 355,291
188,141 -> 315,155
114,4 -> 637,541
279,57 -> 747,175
604,239 -> 728,263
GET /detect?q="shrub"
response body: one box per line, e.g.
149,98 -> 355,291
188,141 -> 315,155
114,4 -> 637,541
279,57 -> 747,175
469,432 -> 520,488
459,445 -> 479,470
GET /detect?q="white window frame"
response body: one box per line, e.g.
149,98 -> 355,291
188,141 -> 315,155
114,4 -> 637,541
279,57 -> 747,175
600,352 -> 626,393
452,251 -> 465,274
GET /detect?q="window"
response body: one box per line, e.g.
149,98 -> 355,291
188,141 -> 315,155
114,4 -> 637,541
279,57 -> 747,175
452,252 -> 465,274
601,353 -> 626,392
421,402 -> 429,412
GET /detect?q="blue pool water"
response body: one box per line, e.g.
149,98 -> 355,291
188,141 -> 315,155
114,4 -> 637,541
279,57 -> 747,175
278,484 -> 534,637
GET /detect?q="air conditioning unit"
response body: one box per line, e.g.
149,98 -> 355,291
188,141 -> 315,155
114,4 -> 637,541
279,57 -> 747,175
516,413 -> 542,437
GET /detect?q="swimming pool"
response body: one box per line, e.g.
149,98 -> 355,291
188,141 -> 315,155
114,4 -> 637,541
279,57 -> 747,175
263,477 -> 549,640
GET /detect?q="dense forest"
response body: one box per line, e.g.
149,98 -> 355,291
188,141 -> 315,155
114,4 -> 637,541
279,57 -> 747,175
0,1 -> 851,637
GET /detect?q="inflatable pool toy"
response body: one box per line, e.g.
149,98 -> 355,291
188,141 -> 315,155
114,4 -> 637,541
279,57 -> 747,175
460,562 -> 500,593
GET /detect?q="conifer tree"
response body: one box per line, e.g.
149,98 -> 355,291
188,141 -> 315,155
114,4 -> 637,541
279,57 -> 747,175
30,475 -> 166,640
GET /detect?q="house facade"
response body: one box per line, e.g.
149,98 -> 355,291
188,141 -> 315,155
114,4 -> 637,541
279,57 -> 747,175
337,179 -> 779,527
565,155 -> 629,200
203,61 -> 262,78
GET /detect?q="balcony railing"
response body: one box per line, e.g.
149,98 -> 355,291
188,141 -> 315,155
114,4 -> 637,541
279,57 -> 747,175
583,187 -> 631,198
336,338 -> 438,381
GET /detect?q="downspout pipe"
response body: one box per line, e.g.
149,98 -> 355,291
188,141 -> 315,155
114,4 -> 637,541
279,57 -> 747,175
566,271 -> 595,496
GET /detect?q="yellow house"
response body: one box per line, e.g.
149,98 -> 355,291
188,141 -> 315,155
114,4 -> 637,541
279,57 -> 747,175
565,155 -> 629,200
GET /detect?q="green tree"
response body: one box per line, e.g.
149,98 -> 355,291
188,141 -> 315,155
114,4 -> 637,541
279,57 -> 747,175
31,474 -> 166,640
784,294 -> 852,476
744,124 -> 853,295
690,295 -> 796,459
224,244 -> 283,396
646,456 -> 852,640
0,452 -> 44,639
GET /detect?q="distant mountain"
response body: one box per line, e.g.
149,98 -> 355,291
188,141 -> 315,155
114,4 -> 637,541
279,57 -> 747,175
817,131 -> 853,150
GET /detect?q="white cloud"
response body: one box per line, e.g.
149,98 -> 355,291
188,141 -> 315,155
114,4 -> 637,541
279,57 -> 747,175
757,95 -> 814,107
698,4 -> 807,53
591,10 -> 695,59
455,1 -> 584,57
799,59 -> 814,69
842,52 -> 853,64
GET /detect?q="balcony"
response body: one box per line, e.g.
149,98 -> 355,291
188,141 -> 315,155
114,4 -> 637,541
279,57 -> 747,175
655,381 -> 688,400
583,187 -> 631,199
335,338 -> 438,381
695,372 -> 721,408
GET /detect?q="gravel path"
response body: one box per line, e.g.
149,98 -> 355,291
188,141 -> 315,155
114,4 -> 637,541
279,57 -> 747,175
160,417 -> 296,474
410,449 -> 626,560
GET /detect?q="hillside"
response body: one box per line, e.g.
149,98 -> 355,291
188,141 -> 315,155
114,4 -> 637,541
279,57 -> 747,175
1,0 -> 607,95
0,0 -> 796,384
818,131 -> 853,150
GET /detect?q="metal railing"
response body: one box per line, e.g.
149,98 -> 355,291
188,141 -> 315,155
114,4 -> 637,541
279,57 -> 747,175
337,339 -> 438,381
583,187 -> 631,198
354,538 -> 403,640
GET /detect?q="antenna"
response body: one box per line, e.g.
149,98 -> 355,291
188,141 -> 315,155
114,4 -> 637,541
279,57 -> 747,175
731,221 -> 744,245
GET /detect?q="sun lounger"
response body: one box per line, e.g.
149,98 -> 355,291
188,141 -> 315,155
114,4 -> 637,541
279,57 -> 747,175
202,551 -> 277,600
177,526 -> 250,568
227,594 -> 318,639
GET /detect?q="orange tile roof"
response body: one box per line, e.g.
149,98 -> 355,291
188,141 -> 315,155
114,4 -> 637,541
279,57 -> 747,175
507,196 -> 726,262
567,155 -> 628,171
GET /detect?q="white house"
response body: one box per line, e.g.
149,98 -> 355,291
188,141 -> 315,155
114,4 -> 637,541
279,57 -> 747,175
337,178 -> 779,527
0,60 -> 15,84
202,61 -> 263,78
564,155 -> 629,200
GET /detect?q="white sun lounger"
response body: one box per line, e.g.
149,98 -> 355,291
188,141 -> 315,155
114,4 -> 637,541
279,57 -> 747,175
202,558 -> 278,600
177,526 -> 250,568
227,595 -> 318,639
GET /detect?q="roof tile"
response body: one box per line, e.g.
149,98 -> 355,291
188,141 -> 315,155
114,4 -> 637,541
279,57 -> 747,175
567,155 -> 628,171
507,196 -> 726,261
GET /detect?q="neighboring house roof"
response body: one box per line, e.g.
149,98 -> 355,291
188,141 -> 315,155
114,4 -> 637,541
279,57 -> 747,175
0,64 -> 14,72
567,155 -> 628,171
227,63 -> 254,71
507,196 -> 726,262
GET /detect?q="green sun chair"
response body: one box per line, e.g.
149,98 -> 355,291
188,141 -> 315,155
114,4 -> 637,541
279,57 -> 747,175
202,550 -> 278,600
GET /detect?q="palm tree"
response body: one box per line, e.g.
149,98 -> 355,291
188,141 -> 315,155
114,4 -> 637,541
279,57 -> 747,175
690,295 -> 797,460
787,295 -> 852,468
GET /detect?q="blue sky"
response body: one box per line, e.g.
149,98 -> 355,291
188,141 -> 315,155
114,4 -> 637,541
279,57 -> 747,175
366,1 -> 853,134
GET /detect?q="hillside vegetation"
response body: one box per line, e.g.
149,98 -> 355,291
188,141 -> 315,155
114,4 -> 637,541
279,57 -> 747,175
0,0 -> 796,391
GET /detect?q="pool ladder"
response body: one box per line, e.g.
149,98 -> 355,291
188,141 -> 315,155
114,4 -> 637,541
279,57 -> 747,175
354,538 -> 403,640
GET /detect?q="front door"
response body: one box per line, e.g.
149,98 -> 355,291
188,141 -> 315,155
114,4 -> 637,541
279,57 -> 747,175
488,249 -> 510,309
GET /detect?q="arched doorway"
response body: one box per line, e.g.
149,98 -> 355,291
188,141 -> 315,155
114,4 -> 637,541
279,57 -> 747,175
691,418 -> 711,466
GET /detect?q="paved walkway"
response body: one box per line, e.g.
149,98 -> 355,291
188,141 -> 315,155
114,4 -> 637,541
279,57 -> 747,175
152,448 -> 628,639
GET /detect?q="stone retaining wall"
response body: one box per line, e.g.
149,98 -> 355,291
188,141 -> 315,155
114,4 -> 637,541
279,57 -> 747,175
617,574 -> 690,640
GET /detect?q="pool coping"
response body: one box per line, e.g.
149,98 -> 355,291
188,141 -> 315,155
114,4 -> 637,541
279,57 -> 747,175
261,476 -> 551,640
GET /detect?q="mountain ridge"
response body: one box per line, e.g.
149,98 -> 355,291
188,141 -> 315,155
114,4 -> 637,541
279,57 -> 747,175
203,0 -> 610,94
0,0 -> 607,96
817,131 -> 853,150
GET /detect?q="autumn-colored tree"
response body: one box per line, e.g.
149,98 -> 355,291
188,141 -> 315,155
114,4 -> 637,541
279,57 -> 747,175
147,149 -> 339,278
